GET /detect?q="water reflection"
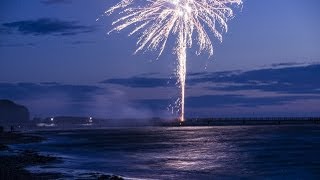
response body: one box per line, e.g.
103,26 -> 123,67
18,126 -> 320,179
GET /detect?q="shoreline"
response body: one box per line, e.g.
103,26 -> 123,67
0,132 -> 63,179
0,131 -> 123,180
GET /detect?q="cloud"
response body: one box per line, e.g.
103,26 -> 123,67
0,82 -> 102,101
135,94 -> 320,110
199,64 -> 320,94
1,18 -> 95,36
41,0 -> 71,5
69,40 -> 95,45
1,63 -> 320,118
98,63 -> 320,117
101,76 -> 175,88
269,62 -> 307,68
101,63 -> 320,94
0,42 -> 35,47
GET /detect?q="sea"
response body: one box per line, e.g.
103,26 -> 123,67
14,125 -> 320,179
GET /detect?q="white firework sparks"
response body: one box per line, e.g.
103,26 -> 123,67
105,0 -> 242,122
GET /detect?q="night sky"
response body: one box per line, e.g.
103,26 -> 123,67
1,0 -> 320,118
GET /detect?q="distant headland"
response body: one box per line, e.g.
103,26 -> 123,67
0,99 -> 30,124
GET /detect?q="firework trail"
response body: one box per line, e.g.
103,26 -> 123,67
105,0 -> 242,122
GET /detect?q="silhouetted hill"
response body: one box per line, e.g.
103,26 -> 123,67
0,99 -> 30,124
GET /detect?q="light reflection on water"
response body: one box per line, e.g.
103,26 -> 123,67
20,126 -> 320,179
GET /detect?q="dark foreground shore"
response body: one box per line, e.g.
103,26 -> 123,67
0,131 -> 123,180
0,132 -> 63,179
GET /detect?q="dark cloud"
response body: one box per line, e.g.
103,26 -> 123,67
1,18 -> 95,36
41,0 -> 71,5
101,64 -> 320,94
210,64 -> 319,85
101,77 -> 175,88
0,27 -> 12,34
69,40 -> 95,45
136,94 -> 320,110
0,82 -> 102,101
1,63 -> 319,117
0,42 -> 35,47
40,82 -> 61,86
186,95 -> 320,108
269,62 -> 306,68
199,64 -> 320,94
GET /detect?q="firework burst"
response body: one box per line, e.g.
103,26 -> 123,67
105,0 -> 242,122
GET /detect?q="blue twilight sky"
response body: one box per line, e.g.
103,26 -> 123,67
0,0 -> 320,118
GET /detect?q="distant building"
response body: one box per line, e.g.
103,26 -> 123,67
43,116 -> 93,126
